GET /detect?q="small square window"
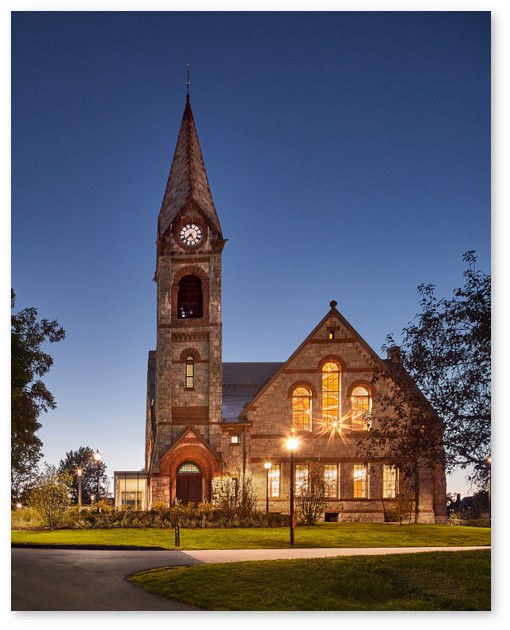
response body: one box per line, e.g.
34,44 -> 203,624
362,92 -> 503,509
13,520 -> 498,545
230,435 -> 240,444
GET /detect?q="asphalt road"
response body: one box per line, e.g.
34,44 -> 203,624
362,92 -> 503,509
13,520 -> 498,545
11,548 -> 202,611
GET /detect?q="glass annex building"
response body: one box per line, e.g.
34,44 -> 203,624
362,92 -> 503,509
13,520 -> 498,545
114,471 -> 148,510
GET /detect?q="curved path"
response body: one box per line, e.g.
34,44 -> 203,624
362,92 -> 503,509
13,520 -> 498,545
11,545 -> 490,611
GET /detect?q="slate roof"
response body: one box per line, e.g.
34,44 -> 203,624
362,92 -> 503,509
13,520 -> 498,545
222,362 -> 284,422
158,98 -> 222,240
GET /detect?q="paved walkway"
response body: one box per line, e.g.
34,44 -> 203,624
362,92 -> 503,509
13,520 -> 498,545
184,545 -> 491,564
11,545 -> 490,611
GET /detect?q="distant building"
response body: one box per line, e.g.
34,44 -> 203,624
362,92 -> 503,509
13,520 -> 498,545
115,96 -> 447,523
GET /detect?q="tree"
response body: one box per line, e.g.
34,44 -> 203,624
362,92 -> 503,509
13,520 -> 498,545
28,464 -> 72,529
356,362 -> 443,522
385,251 -> 490,487
357,251 -> 490,513
58,447 -> 109,504
295,461 -> 327,525
11,290 -> 66,500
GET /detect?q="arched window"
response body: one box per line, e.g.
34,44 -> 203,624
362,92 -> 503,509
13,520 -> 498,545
292,386 -> 312,431
322,362 -> 340,426
351,386 -> 371,430
177,462 -> 201,474
185,354 -> 194,389
178,275 -> 203,318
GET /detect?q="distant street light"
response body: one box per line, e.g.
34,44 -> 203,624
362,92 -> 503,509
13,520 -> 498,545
286,434 -> 299,546
77,468 -> 83,508
93,450 -> 102,503
264,462 -> 272,514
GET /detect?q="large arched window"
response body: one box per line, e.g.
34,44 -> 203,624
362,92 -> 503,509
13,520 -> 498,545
351,386 -> 371,430
322,362 -> 340,426
178,275 -> 203,318
292,386 -> 312,431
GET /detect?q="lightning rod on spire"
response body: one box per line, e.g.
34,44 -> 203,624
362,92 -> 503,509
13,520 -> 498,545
186,58 -> 190,103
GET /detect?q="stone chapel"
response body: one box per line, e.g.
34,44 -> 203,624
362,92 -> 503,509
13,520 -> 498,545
114,96 -> 447,524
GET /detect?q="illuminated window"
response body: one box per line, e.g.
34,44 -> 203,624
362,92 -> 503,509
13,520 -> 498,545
292,386 -> 312,431
295,464 -> 308,493
178,462 -> 200,474
268,465 -> 280,498
324,464 -> 338,498
178,275 -> 203,318
383,464 -> 399,498
322,362 -> 340,426
352,386 -> 371,430
353,464 -> 369,498
185,355 -> 194,389
230,435 -> 239,444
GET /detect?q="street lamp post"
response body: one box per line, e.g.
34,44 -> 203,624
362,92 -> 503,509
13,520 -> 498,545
77,468 -> 83,508
487,456 -> 491,521
94,450 -> 102,503
264,462 -> 272,514
286,435 -> 299,546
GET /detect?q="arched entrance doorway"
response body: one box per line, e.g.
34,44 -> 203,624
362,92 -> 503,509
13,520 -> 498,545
176,462 -> 202,504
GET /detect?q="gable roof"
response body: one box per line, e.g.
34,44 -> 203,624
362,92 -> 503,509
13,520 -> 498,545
158,98 -> 222,240
239,301 -> 390,418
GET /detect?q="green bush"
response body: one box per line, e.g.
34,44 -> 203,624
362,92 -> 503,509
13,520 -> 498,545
12,503 -> 291,531
11,506 -> 46,529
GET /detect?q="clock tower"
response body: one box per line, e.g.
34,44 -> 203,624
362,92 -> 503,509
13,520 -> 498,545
146,96 -> 226,505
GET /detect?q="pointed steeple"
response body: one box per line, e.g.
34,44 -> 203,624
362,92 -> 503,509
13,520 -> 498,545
158,99 -> 222,240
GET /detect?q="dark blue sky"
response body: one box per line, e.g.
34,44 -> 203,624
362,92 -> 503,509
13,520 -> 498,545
11,11 -> 490,494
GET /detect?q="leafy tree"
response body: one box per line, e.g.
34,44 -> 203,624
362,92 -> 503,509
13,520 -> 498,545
385,251 -> 490,486
58,446 -> 109,504
356,358 -> 444,522
357,251 -> 490,518
295,461 -> 327,525
11,290 -> 65,500
28,464 -> 72,529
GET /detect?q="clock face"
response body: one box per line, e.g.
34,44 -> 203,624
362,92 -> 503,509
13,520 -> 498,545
179,222 -> 203,246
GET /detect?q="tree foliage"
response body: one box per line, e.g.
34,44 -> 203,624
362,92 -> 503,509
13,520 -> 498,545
385,251 -> 490,485
58,446 -> 109,504
28,464 -> 72,529
357,251 -> 490,502
356,364 -> 443,522
11,290 -> 66,499
295,461 -> 327,525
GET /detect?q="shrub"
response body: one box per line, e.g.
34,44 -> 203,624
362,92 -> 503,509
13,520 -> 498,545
27,465 -> 73,529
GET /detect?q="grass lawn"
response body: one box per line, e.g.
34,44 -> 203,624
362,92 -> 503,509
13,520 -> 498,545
11,522 -> 490,549
128,550 -> 491,610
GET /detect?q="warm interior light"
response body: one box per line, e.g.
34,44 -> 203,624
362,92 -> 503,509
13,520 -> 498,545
77,468 -> 82,476
264,462 -> 272,469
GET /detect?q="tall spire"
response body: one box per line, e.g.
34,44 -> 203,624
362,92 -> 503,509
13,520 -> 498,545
158,97 -> 221,239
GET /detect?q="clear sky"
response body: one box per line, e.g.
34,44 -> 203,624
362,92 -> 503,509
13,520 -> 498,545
11,11 -> 490,497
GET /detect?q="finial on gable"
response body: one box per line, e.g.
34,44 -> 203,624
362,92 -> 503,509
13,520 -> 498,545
329,300 -> 338,309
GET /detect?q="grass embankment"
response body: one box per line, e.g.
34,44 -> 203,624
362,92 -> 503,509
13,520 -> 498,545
11,522 -> 491,549
129,550 -> 491,610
